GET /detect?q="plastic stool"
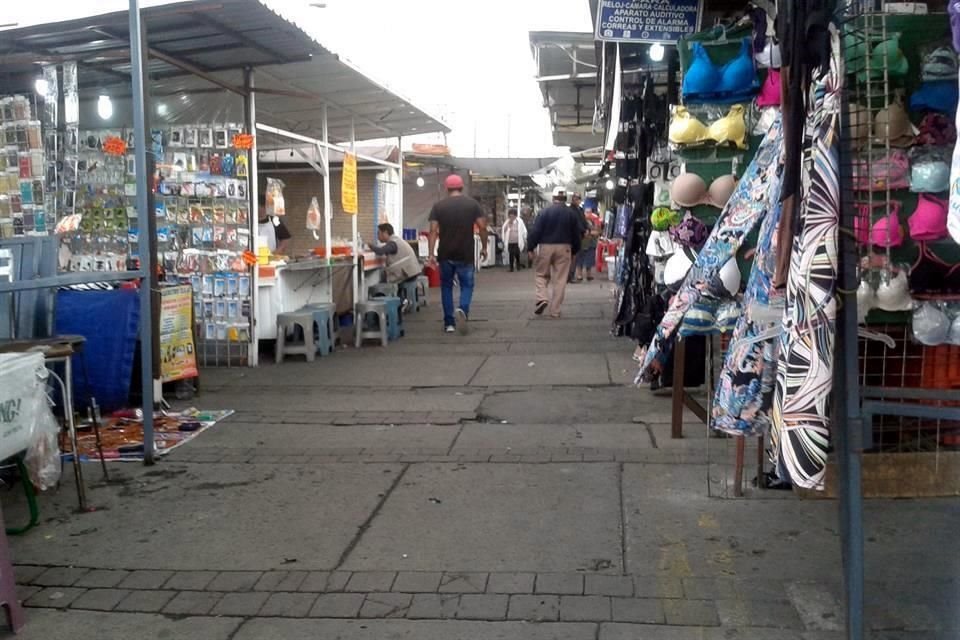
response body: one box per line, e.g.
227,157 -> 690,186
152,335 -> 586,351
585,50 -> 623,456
301,303 -> 337,356
369,282 -> 399,298
379,296 -> 404,341
355,300 -> 389,347
276,311 -> 316,362
416,275 -> 430,307
397,279 -> 420,313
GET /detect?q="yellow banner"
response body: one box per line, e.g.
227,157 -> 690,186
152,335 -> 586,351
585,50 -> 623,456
342,152 -> 358,215
159,285 -> 199,383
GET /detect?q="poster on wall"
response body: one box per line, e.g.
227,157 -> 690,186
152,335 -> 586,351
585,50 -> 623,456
160,285 -> 199,382
595,0 -> 702,44
342,152 -> 358,215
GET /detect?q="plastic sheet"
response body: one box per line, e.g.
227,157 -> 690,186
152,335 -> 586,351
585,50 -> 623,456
0,352 -> 47,461
24,394 -> 61,491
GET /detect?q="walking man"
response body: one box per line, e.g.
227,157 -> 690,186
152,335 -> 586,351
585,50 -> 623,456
567,192 -> 588,283
501,208 -> 527,272
428,175 -> 488,334
527,187 -> 581,318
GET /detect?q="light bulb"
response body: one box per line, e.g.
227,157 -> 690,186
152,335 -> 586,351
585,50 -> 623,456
605,179 -> 615,190
649,43 -> 665,62
34,77 -> 49,95
97,95 -> 113,120
416,176 -> 425,188
157,103 -> 168,117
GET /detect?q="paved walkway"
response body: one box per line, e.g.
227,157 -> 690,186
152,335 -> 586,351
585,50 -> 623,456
3,269 -> 958,639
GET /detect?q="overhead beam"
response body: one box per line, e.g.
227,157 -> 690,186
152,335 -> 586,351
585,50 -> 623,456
192,12 -> 292,64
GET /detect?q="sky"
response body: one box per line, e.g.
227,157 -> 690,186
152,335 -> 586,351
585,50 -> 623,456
4,0 -> 594,158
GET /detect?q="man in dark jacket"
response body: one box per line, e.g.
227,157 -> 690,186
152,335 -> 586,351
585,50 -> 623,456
527,187 -> 582,318
567,192 -> 588,283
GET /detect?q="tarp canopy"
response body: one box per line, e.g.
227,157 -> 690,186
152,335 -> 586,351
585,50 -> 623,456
0,0 -> 449,143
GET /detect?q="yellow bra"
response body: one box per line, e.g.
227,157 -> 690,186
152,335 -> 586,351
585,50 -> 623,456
669,105 -> 747,149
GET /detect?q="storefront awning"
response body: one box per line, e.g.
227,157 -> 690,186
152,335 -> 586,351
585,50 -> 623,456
0,0 -> 450,143
529,31 -> 601,151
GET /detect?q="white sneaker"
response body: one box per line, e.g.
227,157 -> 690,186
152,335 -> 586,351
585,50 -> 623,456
455,309 -> 469,335
444,325 -> 456,334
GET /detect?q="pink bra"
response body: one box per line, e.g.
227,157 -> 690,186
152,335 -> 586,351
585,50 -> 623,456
909,193 -> 949,241
852,150 -> 910,192
854,201 -> 903,247
756,69 -> 781,108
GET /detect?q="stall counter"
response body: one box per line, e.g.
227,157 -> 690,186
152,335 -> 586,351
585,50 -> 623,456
256,253 -> 384,340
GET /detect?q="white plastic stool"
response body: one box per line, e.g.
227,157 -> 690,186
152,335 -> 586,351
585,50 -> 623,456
355,300 -> 389,347
276,311 -> 316,362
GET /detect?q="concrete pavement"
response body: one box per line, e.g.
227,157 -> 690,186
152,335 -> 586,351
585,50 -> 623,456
3,268 -> 958,639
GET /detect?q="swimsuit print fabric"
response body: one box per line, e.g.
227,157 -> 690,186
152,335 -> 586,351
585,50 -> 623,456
711,173 -> 785,436
770,29 -> 842,491
637,115 -> 785,383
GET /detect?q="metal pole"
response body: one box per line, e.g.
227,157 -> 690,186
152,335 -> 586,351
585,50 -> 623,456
351,118 -> 359,308
397,135 -> 404,230
244,67 -> 259,367
322,104 -> 333,268
128,0 -> 155,464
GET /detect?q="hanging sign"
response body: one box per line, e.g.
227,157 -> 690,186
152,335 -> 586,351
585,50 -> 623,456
103,136 -> 127,156
232,133 -> 254,150
595,0 -> 703,44
159,285 -> 198,383
342,152 -> 358,215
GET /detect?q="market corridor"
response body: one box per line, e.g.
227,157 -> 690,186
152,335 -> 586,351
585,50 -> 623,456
4,269 -> 958,639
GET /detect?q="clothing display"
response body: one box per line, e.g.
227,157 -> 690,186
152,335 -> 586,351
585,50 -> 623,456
683,39 -> 759,104
638,115 -> 784,380
668,105 -> 748,149
670,173 -> 738,209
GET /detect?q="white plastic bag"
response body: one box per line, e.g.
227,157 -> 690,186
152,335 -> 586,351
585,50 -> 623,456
24,393 -> 61,491
265,178 -> 286,217
306,197 -> 321,231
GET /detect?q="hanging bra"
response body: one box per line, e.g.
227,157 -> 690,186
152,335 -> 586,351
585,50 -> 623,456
908,194 -> 949,241
909,243 -> 960,295
851,150 -> 910,191
683,39 -> 758,103
670,173 -> 738,209
854,201 -> 902,247
875,270 -> 912,311
755,69 -> 781,108
668,105 -> 747,149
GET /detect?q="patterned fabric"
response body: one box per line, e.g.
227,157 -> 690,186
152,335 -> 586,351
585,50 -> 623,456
637,116 -> 785,382
711,180 -> 785,435
770,28 -> 842,491
670,212 -> 709,249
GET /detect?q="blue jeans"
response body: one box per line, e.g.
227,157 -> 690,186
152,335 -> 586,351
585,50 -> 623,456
440,260 -> 475,327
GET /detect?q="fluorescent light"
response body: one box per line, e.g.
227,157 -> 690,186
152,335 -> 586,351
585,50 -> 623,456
34,77 -> 49,95
605,179 -> 615,190
157,103 -> 168,116
649,43 -> 665,62
97,95 -> 113,120
416,176 -> 425,188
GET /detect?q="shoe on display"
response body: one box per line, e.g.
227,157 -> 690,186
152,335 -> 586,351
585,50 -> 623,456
455,308 -> 469,335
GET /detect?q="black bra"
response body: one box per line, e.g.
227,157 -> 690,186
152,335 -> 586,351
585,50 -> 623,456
909,243 -> 960,295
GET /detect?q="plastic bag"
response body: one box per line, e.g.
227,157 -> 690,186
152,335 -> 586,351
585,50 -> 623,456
306,197 -> 321,231
265,178 -> 285,217
24,393 -> 61,491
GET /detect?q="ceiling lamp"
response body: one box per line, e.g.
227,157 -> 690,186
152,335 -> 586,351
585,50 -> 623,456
97,95 -> 113,120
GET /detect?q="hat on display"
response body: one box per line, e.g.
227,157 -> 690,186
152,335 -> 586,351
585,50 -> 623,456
444,174 -> 464,190
670,211 -> 709,249
922,46 -> 959,81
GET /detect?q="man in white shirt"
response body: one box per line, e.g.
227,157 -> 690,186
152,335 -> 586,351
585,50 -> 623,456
501,208 -> 527,272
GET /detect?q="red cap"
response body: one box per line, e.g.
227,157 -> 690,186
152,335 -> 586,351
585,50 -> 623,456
445,175 -> 464,190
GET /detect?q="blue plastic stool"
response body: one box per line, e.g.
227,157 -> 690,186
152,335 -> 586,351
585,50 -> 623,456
397,279 -> 420,313
379,296 -> 404,341
301,303 -> 337,356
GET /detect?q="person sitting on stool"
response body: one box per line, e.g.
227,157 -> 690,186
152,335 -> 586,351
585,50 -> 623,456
369,223 -> 421,311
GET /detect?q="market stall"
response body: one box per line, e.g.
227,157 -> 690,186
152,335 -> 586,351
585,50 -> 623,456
589,0 -> 960,636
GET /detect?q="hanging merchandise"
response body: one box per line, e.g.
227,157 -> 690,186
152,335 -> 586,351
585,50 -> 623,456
913,303 -> 951,345
637,115 -> 784,382
769,25 -> 840,491
908,243 -> 960,295
949,36 -> 960,242
669,211 -> 709,249
670,173 -> 738,209
305,196 -> 322,231
910,146 -> 951,193
265,177 -> 285,216
682,38 -> 759,104
668,104 -> 749,150
909,194 -> 949,240
756,69 -> 782,108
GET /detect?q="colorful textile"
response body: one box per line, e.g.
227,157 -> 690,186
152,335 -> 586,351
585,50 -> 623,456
770,28 -> 842,491
637,116 -> 785,382
711,179 -> 785,435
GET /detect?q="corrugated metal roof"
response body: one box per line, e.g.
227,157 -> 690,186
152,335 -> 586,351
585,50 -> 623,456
0,0 -> 449,142
528,31 -> 601,151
